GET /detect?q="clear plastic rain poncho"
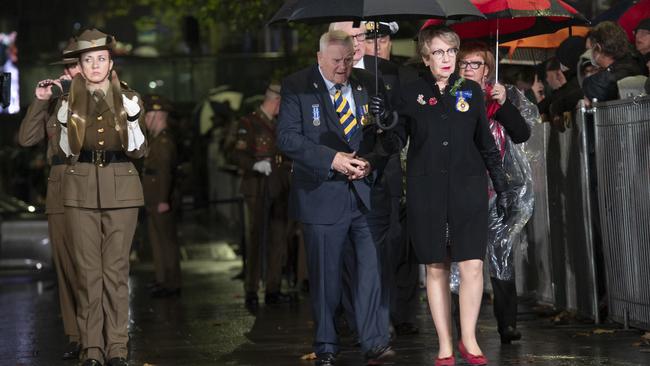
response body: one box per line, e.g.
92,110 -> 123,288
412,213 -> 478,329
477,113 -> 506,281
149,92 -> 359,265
450,85 -> 539,293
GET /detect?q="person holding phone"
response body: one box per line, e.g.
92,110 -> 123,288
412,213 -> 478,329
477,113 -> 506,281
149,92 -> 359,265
57,28 -> 147,366
17,37 -> 83,361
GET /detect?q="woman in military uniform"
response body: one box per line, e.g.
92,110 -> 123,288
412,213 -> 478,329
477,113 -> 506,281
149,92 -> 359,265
58,29 -> 146,366
393,26 -> 512,366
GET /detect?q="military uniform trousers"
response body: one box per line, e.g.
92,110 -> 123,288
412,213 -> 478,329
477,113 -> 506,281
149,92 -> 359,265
66,206 -> 137,361
244,177 -> 290,294
146,207 -> 181,289
48,165 -> 80,343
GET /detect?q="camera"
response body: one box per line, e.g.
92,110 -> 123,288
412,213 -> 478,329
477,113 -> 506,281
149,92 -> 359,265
0,73 -> 10,108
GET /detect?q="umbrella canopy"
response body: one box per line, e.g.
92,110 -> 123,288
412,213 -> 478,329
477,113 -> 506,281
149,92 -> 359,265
618,0 -> 650,41
268,0 -> 485,25
422,0 -> 587,43
500,26 -> 590,49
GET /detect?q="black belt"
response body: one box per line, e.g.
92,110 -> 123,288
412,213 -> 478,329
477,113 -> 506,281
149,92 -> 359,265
78,150 -> 129,166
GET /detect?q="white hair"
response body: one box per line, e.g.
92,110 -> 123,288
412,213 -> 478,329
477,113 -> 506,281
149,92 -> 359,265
319,30 -> 354,52
319,30 -> 354,53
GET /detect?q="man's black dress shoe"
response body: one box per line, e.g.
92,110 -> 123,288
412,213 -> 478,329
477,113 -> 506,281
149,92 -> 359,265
315,352 -> 336,366
150,287 -> 181,298
365,344 -> 395,365
81,359 -> 102,366
264,292 -> 292,305
107,357 -> 128,366
62,341 -> 81,360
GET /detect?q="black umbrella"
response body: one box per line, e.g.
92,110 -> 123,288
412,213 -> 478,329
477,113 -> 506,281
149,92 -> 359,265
269,0 -> 485,128
268,0 -> 484,24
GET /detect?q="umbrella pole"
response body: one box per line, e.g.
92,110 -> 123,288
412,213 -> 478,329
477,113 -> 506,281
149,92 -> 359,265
374,20 -> 379,96
495,21 -> 499,83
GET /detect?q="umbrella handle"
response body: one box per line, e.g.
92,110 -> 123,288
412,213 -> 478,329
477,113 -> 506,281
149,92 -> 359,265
376,110 -> 399,130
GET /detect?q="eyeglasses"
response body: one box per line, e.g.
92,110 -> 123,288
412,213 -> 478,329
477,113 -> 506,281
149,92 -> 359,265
459,60 -> 485,70
350,33 -> 367,42
431,47 -> 459,60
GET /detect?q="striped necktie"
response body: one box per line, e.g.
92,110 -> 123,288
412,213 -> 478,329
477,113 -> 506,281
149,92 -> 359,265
333,84 -> 358,142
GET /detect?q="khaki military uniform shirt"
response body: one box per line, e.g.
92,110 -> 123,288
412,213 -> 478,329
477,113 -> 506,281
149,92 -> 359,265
62,84 -> 146,209
142,129 -> 177,208
18,98 -> 67,214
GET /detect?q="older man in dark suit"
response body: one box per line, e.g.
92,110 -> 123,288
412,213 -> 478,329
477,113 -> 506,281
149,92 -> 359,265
277,30 -> 394,366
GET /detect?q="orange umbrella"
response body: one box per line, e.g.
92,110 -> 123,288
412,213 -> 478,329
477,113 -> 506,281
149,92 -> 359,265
500,26 -> 589,49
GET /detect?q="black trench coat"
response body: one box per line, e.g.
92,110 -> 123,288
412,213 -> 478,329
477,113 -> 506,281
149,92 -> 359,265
395,72 -> 507,264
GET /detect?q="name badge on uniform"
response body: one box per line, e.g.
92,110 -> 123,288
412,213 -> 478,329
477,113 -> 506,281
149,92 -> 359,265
455,90 -> 472,112
312,104 -> 321,126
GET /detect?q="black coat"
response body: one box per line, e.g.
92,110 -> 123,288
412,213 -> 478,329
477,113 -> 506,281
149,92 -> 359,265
395,72 -> 507,264
583,55 -> 645,102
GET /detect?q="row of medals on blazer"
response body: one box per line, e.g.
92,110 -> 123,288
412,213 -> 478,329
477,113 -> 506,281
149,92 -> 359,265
311,82 -> 371,128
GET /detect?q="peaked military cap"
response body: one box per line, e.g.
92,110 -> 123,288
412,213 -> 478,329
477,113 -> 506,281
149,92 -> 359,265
69,28 -> 116,56
365,21 -> 399,39
50,37 -> 79,65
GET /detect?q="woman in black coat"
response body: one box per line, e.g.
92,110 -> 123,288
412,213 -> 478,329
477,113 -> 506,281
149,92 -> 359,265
393,26 -> 511,366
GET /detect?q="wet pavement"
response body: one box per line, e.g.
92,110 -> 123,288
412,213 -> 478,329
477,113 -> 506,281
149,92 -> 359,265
2,218 -> 650,365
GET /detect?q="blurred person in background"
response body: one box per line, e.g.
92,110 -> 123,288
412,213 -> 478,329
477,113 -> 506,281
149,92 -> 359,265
231,83 -> 293,307
18,37 -> 82,361
364,21 -> 399,61
549,37 -> 586,130
634,18 -> 650,61
583,21 -> 645,103
142,94 -> 182,298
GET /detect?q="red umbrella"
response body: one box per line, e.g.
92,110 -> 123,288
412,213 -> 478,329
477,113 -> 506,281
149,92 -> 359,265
422,0 -> 587,43
618,0 -> 650,41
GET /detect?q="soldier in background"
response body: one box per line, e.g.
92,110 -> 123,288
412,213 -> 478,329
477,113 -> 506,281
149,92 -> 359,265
364,21 -> 399,61
17,38 -> 82,360
231,83 -> 292,307
142,94 -> 181,298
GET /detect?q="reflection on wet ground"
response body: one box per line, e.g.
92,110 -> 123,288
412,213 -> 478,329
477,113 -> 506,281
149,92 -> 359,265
2,259 -> 650,365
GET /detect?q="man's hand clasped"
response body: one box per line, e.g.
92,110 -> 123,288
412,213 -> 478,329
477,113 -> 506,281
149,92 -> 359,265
332,151 -> 371,181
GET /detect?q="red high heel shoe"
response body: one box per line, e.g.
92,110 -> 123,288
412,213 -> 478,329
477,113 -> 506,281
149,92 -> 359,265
458,341 -> 488,365
434,356 -> 455,366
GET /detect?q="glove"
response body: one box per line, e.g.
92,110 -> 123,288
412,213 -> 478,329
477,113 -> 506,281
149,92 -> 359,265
56,101 -> 72,157
59,125 -> 72,157
57,100 -> 68,124
369,95 -> 390,122
252,160 -> 272,176
121,94 -> 141,120
127,120 -> 146,151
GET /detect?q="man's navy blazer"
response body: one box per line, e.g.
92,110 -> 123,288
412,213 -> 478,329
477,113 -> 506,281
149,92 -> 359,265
276,65 -> 386,225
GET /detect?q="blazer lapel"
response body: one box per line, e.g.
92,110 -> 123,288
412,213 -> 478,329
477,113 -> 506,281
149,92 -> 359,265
310,66 -> 348,144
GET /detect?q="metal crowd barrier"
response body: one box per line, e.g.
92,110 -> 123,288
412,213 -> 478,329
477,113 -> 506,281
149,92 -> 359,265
521,104 -> 600,322
592,96 -> 650,329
